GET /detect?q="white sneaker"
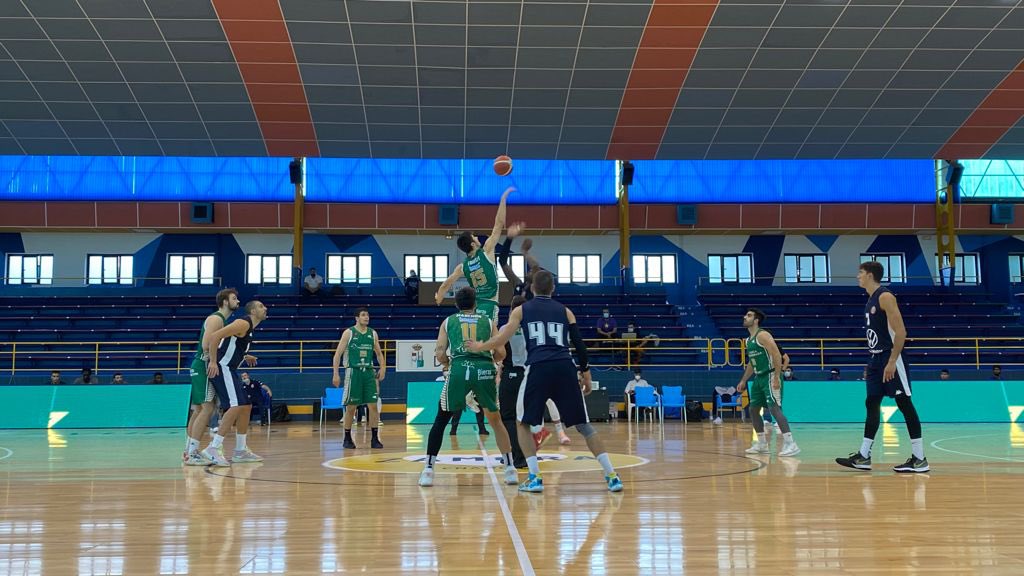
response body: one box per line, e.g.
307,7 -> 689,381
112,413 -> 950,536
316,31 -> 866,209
418,468 -> 434,487
200,445 -> 230,467
744,441 -> 769,454
465,392 -> 480,413
232,449 -> 264,463
712,417 -> 722,425
503,466 -> 518,485
183,451 -> 211,466
779,441 -> 801,457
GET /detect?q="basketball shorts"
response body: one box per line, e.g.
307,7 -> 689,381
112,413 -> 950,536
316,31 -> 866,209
343,366 -> 378,406
517,360 -> 588,428
476,298 -> 499,326
210,366 -> 250,410
442,359 -> 498,413
748,372 -> 782,408
866,352 -> 912,398
189,356 -> 209,405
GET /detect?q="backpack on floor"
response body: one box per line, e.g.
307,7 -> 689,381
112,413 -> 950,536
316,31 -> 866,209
270,404 -> 291,423
685,400 -> 704,422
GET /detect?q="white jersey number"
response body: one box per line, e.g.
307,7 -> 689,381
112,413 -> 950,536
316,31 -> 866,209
527,321 -> 565,347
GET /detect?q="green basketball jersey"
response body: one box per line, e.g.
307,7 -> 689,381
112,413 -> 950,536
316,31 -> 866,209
445,311 -> 493,362
195,311 -> 226,359
746,329 -> 774,375
461,250 -> 498,301
345,326 -> 376,368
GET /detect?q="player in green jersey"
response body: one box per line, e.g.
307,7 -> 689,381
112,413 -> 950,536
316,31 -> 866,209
332,307 -> 386,449
736,308 -> 800,457
434,187 -> 514,326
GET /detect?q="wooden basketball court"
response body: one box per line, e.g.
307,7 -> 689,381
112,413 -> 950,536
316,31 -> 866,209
2,420 -> 1022,575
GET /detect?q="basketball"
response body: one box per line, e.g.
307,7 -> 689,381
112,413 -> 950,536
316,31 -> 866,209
493,155 -> 513,176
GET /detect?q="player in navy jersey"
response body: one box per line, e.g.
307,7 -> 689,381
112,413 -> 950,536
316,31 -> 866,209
836,261 -> 929,473
200,300 -> 268,467
467,270 -> 623,493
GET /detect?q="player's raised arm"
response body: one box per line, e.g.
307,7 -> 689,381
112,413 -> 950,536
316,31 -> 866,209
434,266 -> 463,305
482,187 -> 514,254
467,306 -> 523,352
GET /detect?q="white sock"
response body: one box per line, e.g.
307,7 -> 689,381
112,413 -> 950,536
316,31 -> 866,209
236,433 -> 247,451
186,437 -> 199,453
426,454 -> 436,469
526,456 -> 540,476
911,438 -> 924,460
782,432 -> 793,443
757,432 -> 766,445
596,453 -> 615,475
554,422 -> 564,434
211,434 -> 225,448
860,437 -> 874,459
530,424 -> 543,434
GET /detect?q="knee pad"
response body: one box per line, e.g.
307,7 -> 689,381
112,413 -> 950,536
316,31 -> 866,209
576,422 -> 597,438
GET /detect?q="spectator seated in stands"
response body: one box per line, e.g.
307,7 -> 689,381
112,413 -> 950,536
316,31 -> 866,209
111,372 -> 125,384
783,367 -> 796,381
940,369 -> 950,380
595,308 -> 619,363
303,267 -> 325,298
992,365 -> 1002,381
623,321 -> 659,366
148,371 -> 164,384
404,270 -> 421,303
241,372 -> 273,426
73,368 -> 95,385
624,369 -> 658,418
49,370 -> 65,385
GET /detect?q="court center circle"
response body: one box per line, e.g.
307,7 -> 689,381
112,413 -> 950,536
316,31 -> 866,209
323,450 -> 649,475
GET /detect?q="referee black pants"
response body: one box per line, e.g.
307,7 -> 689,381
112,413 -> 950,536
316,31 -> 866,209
500,366 -> 526,466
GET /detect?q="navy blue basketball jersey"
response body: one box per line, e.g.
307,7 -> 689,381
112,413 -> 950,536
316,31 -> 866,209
520,296 -> 572,366
865,287 -> 895,354
217,317 -> 254,369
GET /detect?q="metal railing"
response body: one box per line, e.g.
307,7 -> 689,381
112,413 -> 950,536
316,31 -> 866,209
0,336 -> 1020,376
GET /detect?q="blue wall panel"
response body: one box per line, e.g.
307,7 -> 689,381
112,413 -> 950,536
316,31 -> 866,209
628,159 -> 935,203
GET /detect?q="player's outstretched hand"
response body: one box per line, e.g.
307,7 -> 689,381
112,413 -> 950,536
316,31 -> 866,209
465,339 -> 484,353
502,187 -> 515,199
244,354 -> 258,367
434,291 -> 444,305
507,221 -> 526,237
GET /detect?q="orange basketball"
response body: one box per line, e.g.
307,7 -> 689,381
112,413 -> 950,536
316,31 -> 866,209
493,155 -> 513,176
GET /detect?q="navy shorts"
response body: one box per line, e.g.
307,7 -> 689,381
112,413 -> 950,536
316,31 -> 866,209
210,367 -> 250,410
866,352 -> 912,398
516,360 -> 589,427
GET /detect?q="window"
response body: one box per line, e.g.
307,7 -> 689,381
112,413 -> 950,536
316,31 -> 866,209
708,254 -> 753,284
87,255 -> 133,285
557,254 -> 602,284
860,254 -> 905,283
327,254 -> 371,284
632,254 -> 677,284
6,254 -> 54,285
167,254 -> 215,285
935,253 -> 980,285
1011,254 -> 1024,283
246,254 -> 292,285
498,254 -> 526,283
404,255 -> 449,283
784,254 -> 830,284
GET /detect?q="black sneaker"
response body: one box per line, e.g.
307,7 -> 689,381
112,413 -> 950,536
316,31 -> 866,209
342,438 -> 357,449
835,451 -> 872,470
513,458 -> 528,469
370,438 -> 384,449
893,456 -> 929,473
479,429 -> 490,436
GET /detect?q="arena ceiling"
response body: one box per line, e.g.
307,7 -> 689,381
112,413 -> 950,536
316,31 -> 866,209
0,0 -> 1022,161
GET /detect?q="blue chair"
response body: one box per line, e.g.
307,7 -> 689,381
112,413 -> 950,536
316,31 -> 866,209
320,387 -> 345,427
716,392 -> 745,422
661,386 -> 687,423
632,387 -> 662,424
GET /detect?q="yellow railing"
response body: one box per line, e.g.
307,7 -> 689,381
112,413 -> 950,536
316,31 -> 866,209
0,336 -> 1020,376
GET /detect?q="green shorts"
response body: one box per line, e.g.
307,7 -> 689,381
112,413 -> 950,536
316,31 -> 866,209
748,372 -> 782,408
476,299 -> 499,326
189,356 -> 209,405
442,359 -> 499,413
343,366 -> 378,405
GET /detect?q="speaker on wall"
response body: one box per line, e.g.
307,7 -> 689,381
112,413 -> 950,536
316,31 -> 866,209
991,204 -> 1014,225
676,204 -> 697,225
191,202 -> 213,224
621,161 -> 635,186
288,160 -> 303,184
439,204 -> 459,226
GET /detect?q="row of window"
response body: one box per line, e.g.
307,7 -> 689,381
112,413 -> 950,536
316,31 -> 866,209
5,252 -> 1018,286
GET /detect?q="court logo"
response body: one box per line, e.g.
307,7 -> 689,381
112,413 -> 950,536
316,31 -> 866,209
323,450 -> 648,475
